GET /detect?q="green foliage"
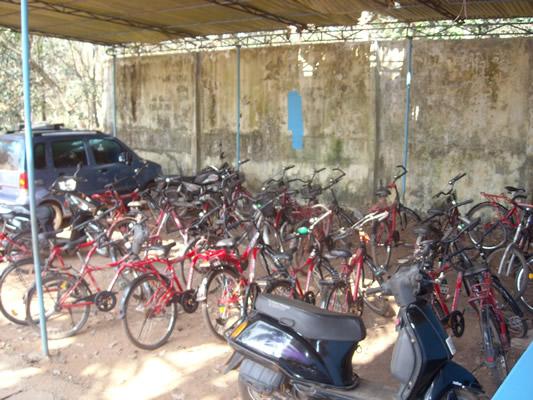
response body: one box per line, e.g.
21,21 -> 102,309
0,29 -> 105,130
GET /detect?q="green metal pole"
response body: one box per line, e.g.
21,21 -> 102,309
21,0 -> 49,356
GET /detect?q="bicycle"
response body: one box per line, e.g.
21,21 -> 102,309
487,201 -> 533,312
467,186 -> 527,249
321,210 -> 391,317
369,165 -> 420,268
24,228 -> 147,338
120,242 -> 202,350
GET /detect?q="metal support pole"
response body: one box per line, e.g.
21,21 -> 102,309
235,45 -> 241,170
401,36 -> 413,199
112,53 -> 117,137
21,0 -> 49,356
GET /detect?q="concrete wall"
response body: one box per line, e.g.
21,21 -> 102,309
106,38 -> 533,211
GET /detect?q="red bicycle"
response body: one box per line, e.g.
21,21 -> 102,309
467,186 -> 528,249
369,165 -> 420,268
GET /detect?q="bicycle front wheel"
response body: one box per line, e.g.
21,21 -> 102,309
26,273 -> 91,339
201,267 -> 242,341
467,202 -> 508,250
324,281 -> 360,316
480,306 -> 508,386
0,259 -> 35,325
122,274 -> 177,350
515,258 -> 533,314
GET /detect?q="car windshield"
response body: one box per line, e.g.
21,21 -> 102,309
0,139 -> 23,171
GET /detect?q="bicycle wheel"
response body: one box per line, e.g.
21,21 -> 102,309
361,258 -> 391,317
480,306 -> 508,386
107,217 -> 137,256
26,273 -> 91,339
0,258 -> 34,325
330,208 -> 357,249
122,273 -> 177,350
3,230 -> 33,258
491,276 -> 528,338
325,281 -> 360,315
487,245 -> 529,301
370,221 -> 391,268
266,279 -> 299,300
515,258 -> 533,313
201,267 -> 242,341
397,206 -> 421,246
179,236 -> 211,290
467,202 -> 508,250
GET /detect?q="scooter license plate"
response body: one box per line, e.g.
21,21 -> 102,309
446,336 -> 456,356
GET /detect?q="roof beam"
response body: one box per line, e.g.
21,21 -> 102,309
413,0 -> 459,20
0,0 -> 197,38
204,0 -> 307,31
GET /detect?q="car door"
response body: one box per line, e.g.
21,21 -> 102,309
50,138 -> 95,194
87,137 -> 134,193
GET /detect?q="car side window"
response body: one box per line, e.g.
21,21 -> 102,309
89,138 -> 124,165
52,140 -> 87,168
34,143 -> 46,169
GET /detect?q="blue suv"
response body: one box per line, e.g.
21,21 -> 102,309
0,124 -> 162,228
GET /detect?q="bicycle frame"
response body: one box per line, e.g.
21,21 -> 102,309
480,192 -> 521,230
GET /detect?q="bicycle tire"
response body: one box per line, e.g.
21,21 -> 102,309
361,258 -> 391,317
3,230 -> 33,258
370,220 -> 391,268
515,258 -> 533,313
398,206 -> 421,245
0,258 -> 34,325
122,273 -> 178,350
466,202 -> 509,250
324,280 -> 361,316
179,236 -> 210,290
265,279 -> 299,300
107,217 -> 137,256
491,275 -> 528,338
480,305 -> 508,386
487,245 -> 529,301
26,272 -> 91,339
200,266 -> 242,341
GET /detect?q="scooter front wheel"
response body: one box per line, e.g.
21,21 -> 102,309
439,388 -> 489,400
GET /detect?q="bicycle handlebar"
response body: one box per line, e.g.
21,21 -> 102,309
393,165 -> 407,182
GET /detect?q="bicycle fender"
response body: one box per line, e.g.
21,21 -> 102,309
422,361 -> 483,400
118,273 -> 155,319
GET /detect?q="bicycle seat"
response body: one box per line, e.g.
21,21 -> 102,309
325,249 -> 352,260
505,186 -> 525,193
215,237 -> 238,248
270,252 -> 292,262
255,294 -> 366,342
127,200 -> 147,208
463,265 -> 489,278
375,188 -> 391,198
149,242 -> 176,258
427,208 -> 445,216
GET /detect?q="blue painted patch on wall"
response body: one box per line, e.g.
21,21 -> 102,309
288,90 -> 304,150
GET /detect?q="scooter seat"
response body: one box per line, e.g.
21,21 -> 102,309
255,294 -> 366,343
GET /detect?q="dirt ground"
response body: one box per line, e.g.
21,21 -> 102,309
0,247 -> 530,400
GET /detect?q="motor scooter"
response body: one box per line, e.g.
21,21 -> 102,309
225,265 -> 486,400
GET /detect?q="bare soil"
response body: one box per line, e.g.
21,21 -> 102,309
0,244 -> 530,400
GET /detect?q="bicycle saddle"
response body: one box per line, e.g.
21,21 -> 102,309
215,237 -> 238,248
463,265 -> 489,278
324,249 -> 352,260
148,242 -> 176,258
375,187 -> 391,197
505,186 -> 525,193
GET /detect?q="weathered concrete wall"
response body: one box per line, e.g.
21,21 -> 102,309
106,38 -> 533,211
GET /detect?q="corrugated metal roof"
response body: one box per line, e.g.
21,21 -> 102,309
0,0 -> 530,45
